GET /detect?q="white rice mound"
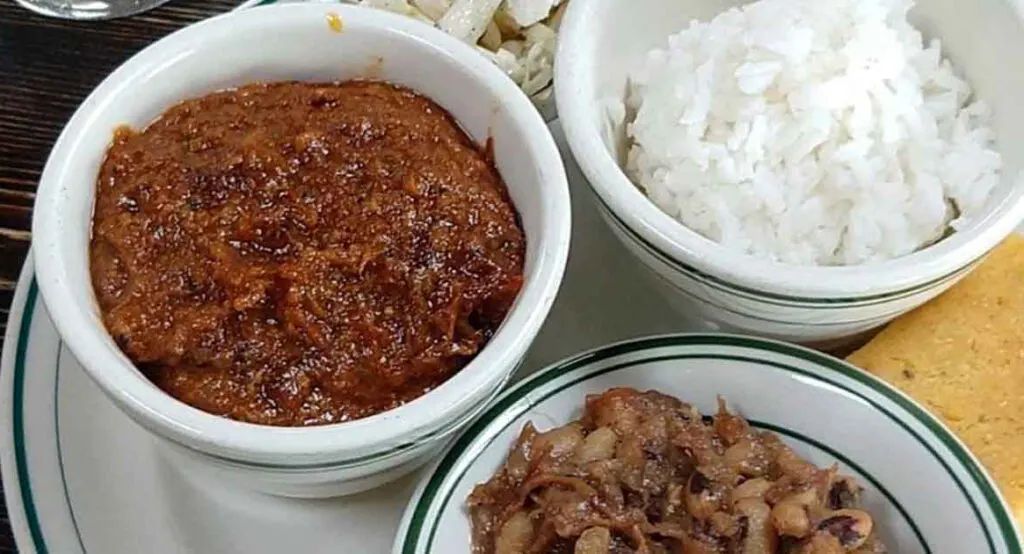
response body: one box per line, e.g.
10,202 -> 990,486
621,0 -> 1003,266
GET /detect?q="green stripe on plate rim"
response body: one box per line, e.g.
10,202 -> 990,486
591,191 -> 979,307
13,281 -> 47,553
400,335 -> 1022,554
54,343 -> 90,552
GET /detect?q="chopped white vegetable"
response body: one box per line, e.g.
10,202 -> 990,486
493,8 -> 521,37
438,0 -> 503,43
411,0 -> 451,20
480,20 -> 502,51
500,39 -> 524,57
504,0 -> 560,27
350,0 -> 563,108
357,0 -> 434,22
522,20 -> 555,44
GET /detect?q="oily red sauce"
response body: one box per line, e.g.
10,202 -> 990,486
90,81 -> 525,427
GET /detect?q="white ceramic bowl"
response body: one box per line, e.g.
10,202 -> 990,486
31,3 -> 571,497
394,334 -> 1023,553
555,0 -> 1024,346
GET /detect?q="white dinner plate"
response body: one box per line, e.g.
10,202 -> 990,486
4,3 -> 1023,551
0,123 -> 698,554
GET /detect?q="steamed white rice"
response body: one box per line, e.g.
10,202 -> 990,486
618,0 -> 1003,266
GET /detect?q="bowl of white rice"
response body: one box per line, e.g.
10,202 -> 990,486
555,0 -> 1024,346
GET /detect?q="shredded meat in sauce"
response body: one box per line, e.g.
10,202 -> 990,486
91,81 -> 525,426
469,389 -> 888,554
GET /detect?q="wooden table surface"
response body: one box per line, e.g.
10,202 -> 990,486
0,0 -> 239,549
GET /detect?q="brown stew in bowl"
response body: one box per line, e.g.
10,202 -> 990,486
469,388 -> 888,554
90,80 -> 525,427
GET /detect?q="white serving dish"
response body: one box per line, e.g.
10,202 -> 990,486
556,0 -> 1024,347
395,335 -> 1023,554
29,3 -> 571,497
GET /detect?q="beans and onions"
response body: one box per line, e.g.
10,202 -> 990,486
468,389 -> 888,553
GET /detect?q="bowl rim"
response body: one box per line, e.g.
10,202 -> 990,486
31,3 -> 572,464
393,332 -> 1023,554
554,0 -> 1024,300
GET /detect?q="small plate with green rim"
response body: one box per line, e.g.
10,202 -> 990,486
394,334 -> 1023,554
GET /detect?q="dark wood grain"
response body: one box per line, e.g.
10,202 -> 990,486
0,0 -> 239,549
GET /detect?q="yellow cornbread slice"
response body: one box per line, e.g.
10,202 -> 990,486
848,234 -> 1024,529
